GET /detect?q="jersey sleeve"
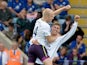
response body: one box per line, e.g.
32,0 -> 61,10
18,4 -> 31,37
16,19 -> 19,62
59,21 -> 78,44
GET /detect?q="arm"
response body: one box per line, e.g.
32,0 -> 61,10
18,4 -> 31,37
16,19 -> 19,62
60,21 -> 78,44
31,35 -> 58,45
9,7 -> 19,16
46,35 -> 58,43
3,19 -> 12,26
58,15 -> 80,44
9,7 -> 25,17
64,22 -> 70,32
80,53 -> 86,58
53,5 -> 71,16
50,4 -> 55,11
52,15 -> 79,57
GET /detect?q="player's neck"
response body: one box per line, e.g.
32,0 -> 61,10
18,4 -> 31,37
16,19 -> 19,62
41,17 -> 48,23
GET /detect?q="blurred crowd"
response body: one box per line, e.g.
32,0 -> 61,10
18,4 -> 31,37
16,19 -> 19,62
0,0 -> 87,65
0,41 -> 23,65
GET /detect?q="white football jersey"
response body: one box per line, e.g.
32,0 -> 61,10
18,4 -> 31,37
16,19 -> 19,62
30,18 -> 51,46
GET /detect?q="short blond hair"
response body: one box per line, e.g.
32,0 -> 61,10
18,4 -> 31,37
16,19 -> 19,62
52,21 -> 60,27
42,8 -> 53,18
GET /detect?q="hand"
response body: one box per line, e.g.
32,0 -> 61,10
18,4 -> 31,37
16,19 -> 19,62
16,13 -> 21,18
18,37 -> 23,43
80,40 -> 83,44
3,21 -> 9,26
66,21 -> 70,26
63,5 -> 71,11
74,15 -> 80,21
52,57 -> 59,62
77,40 -> 83,49
32,39 -> 39,45
54,4 -> 60,9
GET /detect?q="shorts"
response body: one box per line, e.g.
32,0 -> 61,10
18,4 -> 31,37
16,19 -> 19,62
28,44 -> 49,63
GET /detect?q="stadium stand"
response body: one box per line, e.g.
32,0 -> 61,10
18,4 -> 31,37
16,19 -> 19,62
0,0 -> 87,65
70,0 -> 87,7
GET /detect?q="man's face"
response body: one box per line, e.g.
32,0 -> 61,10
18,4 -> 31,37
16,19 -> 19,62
72,49 -> 78,56
76,35 -> 82,43
47,12 -> 54,22
12,43 -> 18,50
60,48 -> 66,55
51,25 -> 60,35
9,26 -> 14,32
0,1 -> 7,10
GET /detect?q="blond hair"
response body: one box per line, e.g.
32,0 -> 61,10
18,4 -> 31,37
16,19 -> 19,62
42,8 -> 53,18
52,21 -> 60,27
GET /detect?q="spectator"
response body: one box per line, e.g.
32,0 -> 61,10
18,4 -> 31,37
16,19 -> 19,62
0,1 -> 12,26
53,47 -> 67,65
3,23 -> 17,40
0,42 -> 8,65
62,15 -> 72,34
69,35 -> 86,59
30,12 -> 42,33
8,0 -> 25,17
16,10 -> 31,33
68,48 -> 81,65
25,0 -> 38,13
42,0 -> 55,11
54,0 -> 70,19
25,0 -> 38,21
7,41 -> 23,65
62,26 -> 84,47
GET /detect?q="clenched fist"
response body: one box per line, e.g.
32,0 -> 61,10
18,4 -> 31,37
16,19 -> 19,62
63,5 -> 71,11
74,15 -> 80,21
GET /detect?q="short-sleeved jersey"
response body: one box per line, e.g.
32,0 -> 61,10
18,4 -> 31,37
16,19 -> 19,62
31,18 -> 51,46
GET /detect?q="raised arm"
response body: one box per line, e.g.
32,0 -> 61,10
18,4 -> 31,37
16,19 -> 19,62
52,15 -> 80,58
59,15 -> 80,44
53,5 -> 71,16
